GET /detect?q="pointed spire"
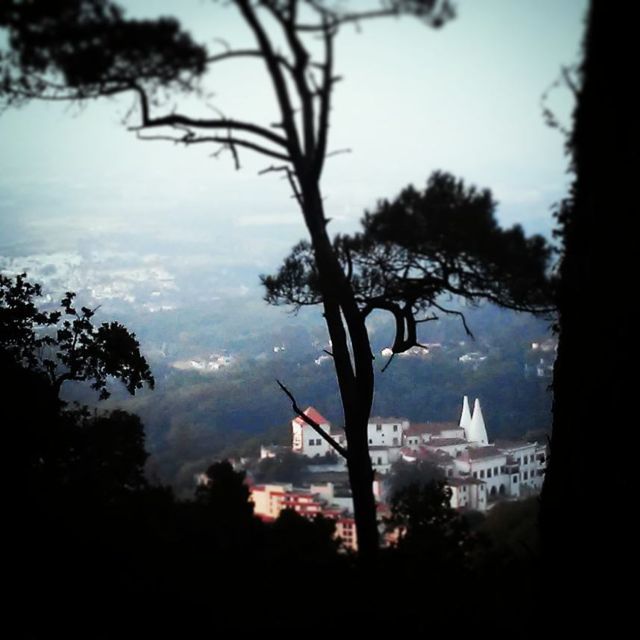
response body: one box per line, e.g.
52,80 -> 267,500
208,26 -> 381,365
469,398 -> 489,445
459,395 -> 472,437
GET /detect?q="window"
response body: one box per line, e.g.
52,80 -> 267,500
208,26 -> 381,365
473,472 -> 478,479
512,476 -> 517,483
480,470 -> 485,478
377,457 -> 383,465
392,438 -> 399,446
524,471 -> 528,480
376,424 -> 382,432
393,425 -> 398,432
487,469 -> 492,478
493,467 -> 498,475
368,439 -> 372,444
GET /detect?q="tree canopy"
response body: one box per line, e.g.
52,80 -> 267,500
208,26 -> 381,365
0,272 -> 154,399
263,171 -> 555,361
0,0 -> 207,107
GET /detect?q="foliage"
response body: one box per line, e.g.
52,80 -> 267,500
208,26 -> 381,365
263,171 -> 555,356
0,272 -> 154,399
386,458 -> 445,498
252,450 -> 308,484
270,509 -> 341,564
65,408 -> 150,499
195,460 -> 255,524
385,479 -> 479,572
0,0 -> 206,108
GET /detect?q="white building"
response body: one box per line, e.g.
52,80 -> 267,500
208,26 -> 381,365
291,407 -> 346,458
283,395 -> 547,513
367,416 -> 409,448
394,396 -> 547,510
447,477 -> 488,512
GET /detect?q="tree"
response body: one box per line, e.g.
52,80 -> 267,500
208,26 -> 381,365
385,479 -> 478,577
263,170 -> 554,366
539,0 -> 634,604
1,0 -> 457,561
1,273 -> 154,511
0,1 -> 551,561
195,460 -> 255,526
387,458 -> 445,498
252,450 -> 308,484
0,272 -> 154,399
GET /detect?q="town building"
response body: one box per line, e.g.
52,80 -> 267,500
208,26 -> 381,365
291,407 -> 346,457
250,481 -> 358,551
285,396 -> 547,513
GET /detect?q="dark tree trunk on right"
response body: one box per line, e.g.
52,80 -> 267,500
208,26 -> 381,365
540,0 -> 635,608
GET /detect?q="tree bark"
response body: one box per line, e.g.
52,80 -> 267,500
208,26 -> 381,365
299,178 -> 379,561
540,0 -> 635,606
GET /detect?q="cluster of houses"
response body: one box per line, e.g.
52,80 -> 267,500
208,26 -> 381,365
250,396 -> 547,550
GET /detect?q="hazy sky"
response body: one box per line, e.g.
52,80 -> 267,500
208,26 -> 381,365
0,0 -> 588,290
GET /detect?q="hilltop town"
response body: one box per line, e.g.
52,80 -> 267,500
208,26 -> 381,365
246,396 -> 547,550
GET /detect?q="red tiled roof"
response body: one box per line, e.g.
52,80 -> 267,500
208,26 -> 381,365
293,406 -> 330,426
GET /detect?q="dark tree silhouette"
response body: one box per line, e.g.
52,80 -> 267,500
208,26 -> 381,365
385,479 -> 478,576
0,272 -> 154,399
1,0 -> 457,561
196,460 -> 255,524
263,171 -> 554,364
540,0 -> 634,606
386,458 -> 446,497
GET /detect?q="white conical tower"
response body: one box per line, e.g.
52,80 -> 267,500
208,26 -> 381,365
459,395 -> 472,438
468,398 -> 489,445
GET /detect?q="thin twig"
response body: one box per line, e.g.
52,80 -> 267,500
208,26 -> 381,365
381,352 -> 396,373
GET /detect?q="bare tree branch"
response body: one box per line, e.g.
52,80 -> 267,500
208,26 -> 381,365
381,351 -> 396,373
235,0 -> 304,166
277,380 -> 348,458
313,16 -> 335,179
128,82 -> 290,149
431,301 -> 474,338
262,2 -> 316,156
135,130 -> 291,162
206,48 -> 295,76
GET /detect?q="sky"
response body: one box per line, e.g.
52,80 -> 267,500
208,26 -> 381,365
0,0 -> 588,321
